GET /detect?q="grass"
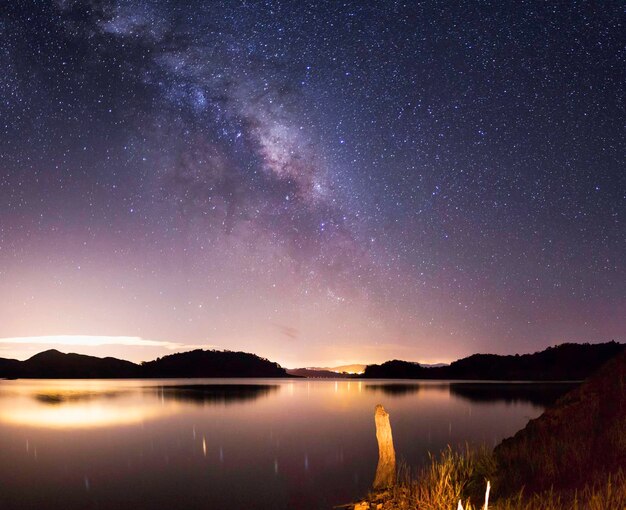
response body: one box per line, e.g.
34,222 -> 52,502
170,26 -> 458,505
493,471 -> 626,510
493,348 -> 626,496
388,446 -> 494,510
357,445 -> 626,510
352,351 -> 626,509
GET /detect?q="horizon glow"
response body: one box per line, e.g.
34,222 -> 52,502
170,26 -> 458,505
0,2 -> 623,367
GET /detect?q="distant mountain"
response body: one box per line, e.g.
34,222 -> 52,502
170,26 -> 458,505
363,360 -> 426,379
1,342 -> 622,380
0,357 -> 21,378
288,362 -> 451,379
286,364 -> 366,378
320,364 -> 366,374
0,348 -> 290,379
141,349 -> 289,378
286,368 -> 353,378
362,342 -> 624,381
1,349 -> 141,378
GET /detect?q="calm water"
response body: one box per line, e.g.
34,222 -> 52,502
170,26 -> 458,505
0,379 -> 575,509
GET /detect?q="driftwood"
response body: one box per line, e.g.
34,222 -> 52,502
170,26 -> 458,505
373,404 -> 396,489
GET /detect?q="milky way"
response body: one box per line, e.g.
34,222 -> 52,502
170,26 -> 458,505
0,1 -> 624,366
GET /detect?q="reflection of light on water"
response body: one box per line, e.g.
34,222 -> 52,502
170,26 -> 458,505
0,384 -> 180,429
0,400 -> 175,428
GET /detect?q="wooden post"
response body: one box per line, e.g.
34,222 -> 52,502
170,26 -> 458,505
373,404 -> 396,489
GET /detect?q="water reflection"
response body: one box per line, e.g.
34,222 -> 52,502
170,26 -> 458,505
0,379 -> 566,510
0,383 -> 174,428
153,384 -> 279,405
365,381 -> 577,407
0,399 -> 176,428
34,390 -> 125,404
0,382 -> 281,429
366,383 -> 424,396
449,382 -> 578,407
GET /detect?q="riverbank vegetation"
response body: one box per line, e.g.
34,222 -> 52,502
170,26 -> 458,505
351,348 -> 626,510
356,446 -> 625,509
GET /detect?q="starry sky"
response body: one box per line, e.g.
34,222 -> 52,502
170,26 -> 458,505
0,1 -> 624,367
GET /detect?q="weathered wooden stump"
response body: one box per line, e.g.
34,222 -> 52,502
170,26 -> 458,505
373,404 -> 396,489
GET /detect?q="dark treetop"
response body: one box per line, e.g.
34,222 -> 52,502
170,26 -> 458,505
0,342 -> 623,380
362,341 -> 624,380
0,349 -> 289,379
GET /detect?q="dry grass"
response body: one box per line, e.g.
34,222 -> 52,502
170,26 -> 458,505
494,470 -> 626,509
357,447 -> 626,510
366,445 -> 494,510
352,352 -> 626,509
493,349 -> 626,496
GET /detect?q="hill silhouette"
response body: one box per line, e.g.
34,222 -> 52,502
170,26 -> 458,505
0,342 -> 622,380
141,349 -> 288,378
0,357 -> 21,378
1,349 -> 141,378
363,360 -> 427,379
0,348 -> 290,379
286,368 -> 352,378
362,341 -> 624,380
494,347 -> 626,493
156,384 -> 280,405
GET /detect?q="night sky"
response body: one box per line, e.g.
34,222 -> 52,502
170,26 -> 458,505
0,1 -> 623,367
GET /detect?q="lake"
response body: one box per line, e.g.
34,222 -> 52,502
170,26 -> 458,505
0,378 -> 576,509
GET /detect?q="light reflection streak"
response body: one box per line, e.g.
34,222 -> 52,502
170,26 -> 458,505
0,400 -> 178,429
0,383 -> 181,429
